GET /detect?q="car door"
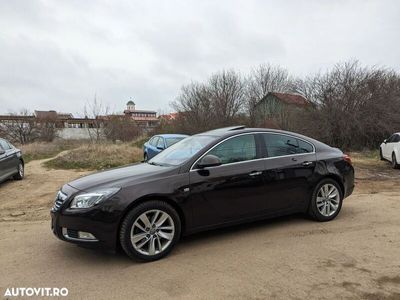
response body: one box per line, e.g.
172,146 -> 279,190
259,133 -> 317,212
188,134 -> 266,228
391,134 -> 400,161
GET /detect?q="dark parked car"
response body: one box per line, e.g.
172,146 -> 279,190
0,138 -> 24,183
51,126 -> 354,261
143,134 -> 188,160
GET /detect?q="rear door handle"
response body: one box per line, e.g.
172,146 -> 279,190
249,171 -> 262,176
302,161 -> 313,166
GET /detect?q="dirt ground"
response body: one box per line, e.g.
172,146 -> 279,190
0,154 -> 399,299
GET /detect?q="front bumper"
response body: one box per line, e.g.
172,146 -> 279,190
51,210 -> 118,251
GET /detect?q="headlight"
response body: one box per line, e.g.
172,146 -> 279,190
70,188 -> 120,209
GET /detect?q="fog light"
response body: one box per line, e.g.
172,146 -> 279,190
78,231 -> 96,240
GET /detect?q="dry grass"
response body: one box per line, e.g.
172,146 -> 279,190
20,140 -> 82,163
43,143 -> 143,170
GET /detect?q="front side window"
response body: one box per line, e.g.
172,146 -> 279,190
263,134 -> 313,157
157,137 -> 165,148
150,137 -> 159,147
207,134 -> 257,165
387,135 -> 395,143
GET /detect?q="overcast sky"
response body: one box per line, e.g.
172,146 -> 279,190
0,0 -> 399,115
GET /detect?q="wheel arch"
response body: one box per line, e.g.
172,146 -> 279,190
309,174 -> 345,209
319,174 -> 345,197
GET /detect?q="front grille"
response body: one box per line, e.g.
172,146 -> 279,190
51,191 -> 68,212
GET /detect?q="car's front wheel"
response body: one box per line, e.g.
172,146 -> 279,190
308,179 -> 343,222
392,153 -> 399,169
119,200 -> 181,261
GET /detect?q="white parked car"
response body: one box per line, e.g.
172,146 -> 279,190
380,133 -> 400,169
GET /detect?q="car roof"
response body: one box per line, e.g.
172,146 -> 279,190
198,126 -> 332,150
155,134 -> 189,138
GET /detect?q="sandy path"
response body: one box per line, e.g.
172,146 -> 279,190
0,153 -> 89,222
0,155 -> 399,299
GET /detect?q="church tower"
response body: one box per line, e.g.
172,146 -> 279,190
126,100 -> 135,111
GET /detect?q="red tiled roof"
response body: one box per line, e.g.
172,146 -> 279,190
271,92 -> 309,106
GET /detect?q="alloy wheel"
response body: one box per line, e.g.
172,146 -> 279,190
130,209 -> 175,256
316,183 -> 340,217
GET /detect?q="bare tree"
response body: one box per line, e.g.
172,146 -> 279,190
104,115 -> 142,142
83,95 -> 109,142
171,70 -> 246,133
246,64 -> 294,125
0,110 -> 39,144
292,60 -> 400,149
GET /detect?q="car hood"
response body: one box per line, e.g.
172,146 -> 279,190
67,162 -> 179,191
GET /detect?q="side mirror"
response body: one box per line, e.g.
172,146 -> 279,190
197,154 -> 222,168
0,149 -> 5,155
156,146 -> 165,151
383,139 -> 387,144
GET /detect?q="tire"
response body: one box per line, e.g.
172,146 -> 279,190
379,148 -> 384,161
119,200 -> 181,262
13,161 -> 24,180
392,153 -> 400,169
308,178 -> 343,222
144,153 -> 148,162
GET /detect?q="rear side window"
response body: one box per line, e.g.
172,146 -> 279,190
262,134 -> 313,157
207,134 -> 257,165
297,140 -> 314,153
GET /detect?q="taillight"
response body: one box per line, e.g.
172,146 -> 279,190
343,154 -> 352,165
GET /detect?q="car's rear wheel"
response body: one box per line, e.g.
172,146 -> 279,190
308,179 -> 343,222
13,161 -> 24,180
119,200 -> 181,261
392,153 -> 399,169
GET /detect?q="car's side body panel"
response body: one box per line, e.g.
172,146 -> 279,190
380,133 -> 400,162
0,139 -> 23,183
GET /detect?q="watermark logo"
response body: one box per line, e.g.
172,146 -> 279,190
4,287 -> 68,297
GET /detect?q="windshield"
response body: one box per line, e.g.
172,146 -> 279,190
149,135 -> 216,166
165,137 -> 186,148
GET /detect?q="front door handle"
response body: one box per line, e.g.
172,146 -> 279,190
302,161 -> 313,166
249,171 -> 262,176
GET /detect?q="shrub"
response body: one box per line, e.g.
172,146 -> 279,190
44,143 -> 142,170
